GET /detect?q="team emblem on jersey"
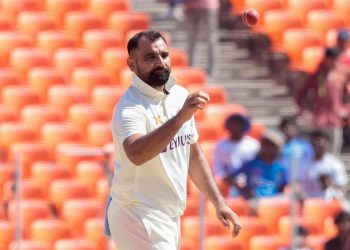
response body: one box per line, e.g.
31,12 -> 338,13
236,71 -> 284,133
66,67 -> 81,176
153,114 -> 163,125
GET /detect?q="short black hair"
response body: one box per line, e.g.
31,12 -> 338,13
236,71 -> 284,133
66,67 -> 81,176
334,211 -> 350,225
127,30 -> 167,55
279,116 -> 297,128
310,129 -> 331,141
296,225 -> 309,237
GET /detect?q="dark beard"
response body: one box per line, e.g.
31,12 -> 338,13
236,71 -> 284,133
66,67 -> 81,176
144,67 -> 171,87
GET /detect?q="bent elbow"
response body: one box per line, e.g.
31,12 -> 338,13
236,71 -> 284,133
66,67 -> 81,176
126,153 -> 145,166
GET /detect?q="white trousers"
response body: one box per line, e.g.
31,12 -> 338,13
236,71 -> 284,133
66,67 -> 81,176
107,199 -> 180,250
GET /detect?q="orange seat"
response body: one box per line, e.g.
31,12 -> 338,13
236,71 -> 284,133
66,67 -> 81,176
2,86 -> 40,115
0,221 -> 15,250
244,0 -> 284,25
0,13 -> 12,30
0,69 -> 22,92
198,140 -> 216,168
46,0 -> 87,24
54,239 -> 99,250
303,198 -> 343,232
31,161 -> 72,194
324,216 -> 338,238
47,85 -> 89,115
76,161 -> 105,194
84,218 -> 107,250
96,178 -> 109,201
307,10 -> 345,39
0,31 -> 32,66
197,122 -> 221,142
108,12 -> 150,35
83,29 -> 124,58
0,122 -> 37,155
62,199 -> 102,236
334,0 -> 350,24
206,198 -> 250,219
49,179 -> 91,211
287,0 -> 327,24
205,235 -> 242,250
37,30 -> 77,55
91,86 -> 125,118
247,122 -> 265,140
263,10 -> 302,45
8,199 -> 51,236
278,216 -> 320,244
250,235 -> 284,250
9,240 -> 51,250
306,235 -> 329,250
72,67 -> 113,95
186,84 -> 227,104
9,142 -> 51,177
0,106 -> 17,123
1,0 -> 43,19
230,0 -> 246,14
54,48 -> 96,76
182,197 -> 199,217
30,219 -> 71,245
101,47 -> 128,83
0,164 -> 14,197
68,104 -> 108,131
257,198 -> 291,234
171,67 -> 206,87
169,48 -> 188,67
40,123 -> 83,154
87,121 -> 112,147
16,11 -> 58,39
89,0 -> 130,21
119,66 -> 133,86
282,29 -> 322,67
5,177 -> 46,199
10,48 -> 51,78
301,46 -> 325,73
28,67 -> 66,101
64,11 -> 103,40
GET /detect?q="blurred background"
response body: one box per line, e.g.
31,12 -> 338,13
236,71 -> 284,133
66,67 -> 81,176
0,0 -> 349,250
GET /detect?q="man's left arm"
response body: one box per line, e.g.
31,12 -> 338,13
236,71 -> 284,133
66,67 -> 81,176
189,142 -> 241,237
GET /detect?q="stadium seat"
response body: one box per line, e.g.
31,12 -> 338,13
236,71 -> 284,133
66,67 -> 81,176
198,140 -> 216,168
64,11 -> 103,40
2,86 -> 40,115
37,30 -> 77,55
76,161 -> 105,194
54,239 -> 99,250
5,178 -> 45,200
108,12 -> 150,35
49,179 -> 91,211
244,0 -> 285,25
334,0 -> 350,24
306,234 -> 329,250
0,164 -> 14,197
84,218 -> 108,250
0,106 -> 17,123
96,178 -> 109,201
186,84 -> 227,104
306,10 -> 345,38
9,142 -> 51,177
10,48 -> 51,78
0,31 -> 32,66
229,0 -> 245,14
257,198 -> 291,234
16,11 -> 58,39
30,219 -> 71,245
287,0 -> 327,24
62,198 -> 102,236
89,0 -> 130,21
101,47 -> 128,83
8,199 -> 51,236
197,122 -> 221,142
206,198 -> 250,219
263,10 -> 302,45
46,0 -> 87,24
205,235 -> 243,250
1,0 -> 43,19
31,161 -> 72,195
68,103 -> 108,131
82,29 -> 124,58
91,86 -> 126,118
72,67 -> 113,95
301,46 -> 324,73
0,69 -> 22,92
182,197 -> 199,217
171,67 -> 206,87
54,48 -> 96,76
169,48 -> 188,67
324,216 -> 337,238
47,85 -> 89,115
0,221 -> 15,250
9,240 -> 51,250
250,235 -> 284,250
28,67 -> 66,101
87,122 -> 112,147
0,13 -> 12,30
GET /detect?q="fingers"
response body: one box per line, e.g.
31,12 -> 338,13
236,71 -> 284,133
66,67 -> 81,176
187,91 -> 210,109
218,215 -> 230,230
227,213 -> 241,237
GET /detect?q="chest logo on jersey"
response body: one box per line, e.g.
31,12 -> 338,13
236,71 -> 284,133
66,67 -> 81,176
162,134 -> 193,153
153,114 -> 163,125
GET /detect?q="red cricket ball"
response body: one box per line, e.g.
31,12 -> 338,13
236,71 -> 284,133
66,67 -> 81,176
242,8 -> 259,26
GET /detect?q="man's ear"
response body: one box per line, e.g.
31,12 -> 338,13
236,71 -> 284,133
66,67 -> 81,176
127,57 -> 136,72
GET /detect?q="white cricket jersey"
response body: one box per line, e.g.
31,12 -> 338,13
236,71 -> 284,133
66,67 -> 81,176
111,73 -> 198,217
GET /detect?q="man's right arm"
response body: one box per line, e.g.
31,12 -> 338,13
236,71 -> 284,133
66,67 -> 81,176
123,91 -> 209,166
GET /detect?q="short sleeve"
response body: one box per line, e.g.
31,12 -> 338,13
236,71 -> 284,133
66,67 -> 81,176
113,104 -> 147,141
333,160 -> 348,186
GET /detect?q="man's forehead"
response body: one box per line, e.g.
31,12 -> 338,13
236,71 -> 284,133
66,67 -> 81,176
136,37 -> 168,54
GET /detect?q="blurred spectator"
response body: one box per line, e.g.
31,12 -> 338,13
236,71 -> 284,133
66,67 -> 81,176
334,28 -> 349,55
224,129 -> 287,199
278,116 -> 313,182
325,211 -> 350,250
184,0 -> 220,79
318,173 -> 345,201
279,226 -> 313,250
300,130 -> 348,199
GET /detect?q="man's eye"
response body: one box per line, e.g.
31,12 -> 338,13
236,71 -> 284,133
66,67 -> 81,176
161,53 -> 169,59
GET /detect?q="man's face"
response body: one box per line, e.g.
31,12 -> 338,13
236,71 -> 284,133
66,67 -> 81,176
311,136 -> 329,154
280,124 -> 297,139
128,37 -> 171,88
228,121 -> 246,139
260,138 -> 279,159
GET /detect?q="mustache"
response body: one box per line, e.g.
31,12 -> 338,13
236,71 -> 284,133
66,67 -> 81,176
151,66 -> 170,73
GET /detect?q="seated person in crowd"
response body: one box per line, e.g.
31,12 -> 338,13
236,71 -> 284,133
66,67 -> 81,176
279,226 -> 313,250
213,113 -> 260,196
224,129 -> 287,199
300,130 -> 348,199
325,211 -> 350,250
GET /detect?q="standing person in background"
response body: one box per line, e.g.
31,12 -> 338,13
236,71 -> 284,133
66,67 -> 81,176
325,211 -> 350,250
104,30 -> 241,250
184,0 -> 219,80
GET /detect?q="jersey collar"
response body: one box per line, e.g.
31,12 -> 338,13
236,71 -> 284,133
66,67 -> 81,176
132,73 -> 176,100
